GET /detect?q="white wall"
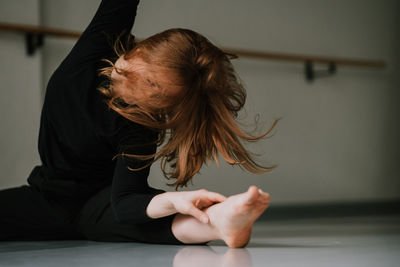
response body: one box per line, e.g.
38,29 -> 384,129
136,0 -> 400,204
2,0 -> 399,205
0,0 -> 42,189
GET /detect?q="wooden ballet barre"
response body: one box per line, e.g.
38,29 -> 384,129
222,48 -> 385,68
0,22 -> 386,81
0,22 -> 82,39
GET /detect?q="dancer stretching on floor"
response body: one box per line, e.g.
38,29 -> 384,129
0,0 -> 280,248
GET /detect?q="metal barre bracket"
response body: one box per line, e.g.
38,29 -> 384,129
304,61 -> 337,82
25,33 -> 44,56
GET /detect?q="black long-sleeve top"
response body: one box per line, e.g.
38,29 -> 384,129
28,0 -> 163,224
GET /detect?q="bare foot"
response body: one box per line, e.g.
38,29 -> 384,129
204,186 -> 270,248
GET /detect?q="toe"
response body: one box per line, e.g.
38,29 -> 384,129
243,186 -> 259,204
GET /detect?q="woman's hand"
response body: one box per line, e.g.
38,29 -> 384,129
168,189 -> 227,223
146,189 -> 226,223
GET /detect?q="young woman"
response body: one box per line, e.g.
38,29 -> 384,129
0,0 -> 279,248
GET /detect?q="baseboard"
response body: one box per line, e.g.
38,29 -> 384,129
258,199 -> 400,221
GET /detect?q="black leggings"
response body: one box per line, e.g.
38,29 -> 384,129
0,183 -> 183,245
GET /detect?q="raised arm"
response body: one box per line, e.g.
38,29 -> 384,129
79,0 -> 140,43
60,0 -> 140,68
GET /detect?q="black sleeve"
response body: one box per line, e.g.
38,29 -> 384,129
111,123 -> 165,224
59,0 -> 140,69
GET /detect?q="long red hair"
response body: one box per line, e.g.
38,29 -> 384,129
98,28 -> 281,188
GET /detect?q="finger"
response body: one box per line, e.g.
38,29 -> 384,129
195,198 -> 217,209
198,190 -> 227,203
188,205 -> 210,223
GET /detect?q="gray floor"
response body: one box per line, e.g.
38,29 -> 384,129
0,215 -> 399,267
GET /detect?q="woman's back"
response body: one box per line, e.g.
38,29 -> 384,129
29,0 -> 157,210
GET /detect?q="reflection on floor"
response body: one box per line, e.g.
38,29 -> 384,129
0,215 -> 399,267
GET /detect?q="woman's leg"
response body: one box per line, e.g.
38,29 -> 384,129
171,186 -> 270,248
75,186 -> 184,245
0,185 -> 83,241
